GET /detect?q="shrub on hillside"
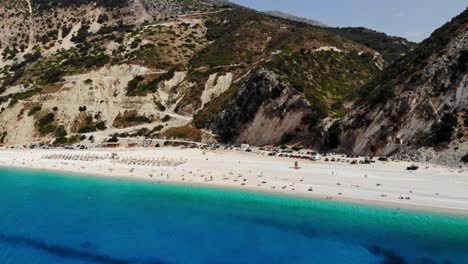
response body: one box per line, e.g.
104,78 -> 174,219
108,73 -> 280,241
108,136 -> 119,142
162,115 -> 171,122
431,113 -> 458,145
36,113 -> 57,135
462,153 -> 468,163
28,106 -> 42,116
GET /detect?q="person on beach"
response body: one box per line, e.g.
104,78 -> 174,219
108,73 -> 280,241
294,161 -> 300,170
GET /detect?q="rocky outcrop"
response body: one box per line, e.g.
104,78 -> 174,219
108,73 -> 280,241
326,8 -> 467,165
0,0 -> 436,149
211,69 -> 313,144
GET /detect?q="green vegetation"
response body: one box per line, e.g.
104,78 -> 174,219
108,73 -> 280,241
191,9 -> 267,67
155,101 -> 166,111
61,25 -> 72,37
431,113 -> 458,146
324,121 -> 342,149
11,88 -> 43,100
53,125 -> 68,145
75,112 -> 107,133
71,23 -> 90,43
2,46 -> 18,60
281,132 -> 293,144
96,121 -> 106,130
164,124 -> 202,141
359,8 -> 468,106
176,68 -> 227,111
107,135 -> 119,143
8,98 -> 18,107
113,110 -> 152,128
161,115 -> 171,122
462,153 -> 468,163
34,0 -> 128,11
193,84 -> 238,129
39,66 -> 64,85
28,105 -> 42,116
330,27 -> 417,65
125,115 -> 150,123
152,125 -> 164,132
63,53 -> 110,69
126,75 -> 146,96
36,113 -> 56,135
126,69 -> 176,96
77,121 -> 106,133
97,13 -> 109,24
0,131 -> 7,144
266,50 -> 380,120
97,23 -> 133,35
464,110 -> 468,127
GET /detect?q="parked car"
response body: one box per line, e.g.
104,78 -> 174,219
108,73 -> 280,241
406,165 -> 419,171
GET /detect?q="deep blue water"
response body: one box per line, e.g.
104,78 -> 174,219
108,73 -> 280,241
0,168 -> 467,264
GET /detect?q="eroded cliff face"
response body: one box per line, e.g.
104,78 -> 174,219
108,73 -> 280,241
0,0 -> 421,146
211,69 -> 314,145
330,10 -> 467,163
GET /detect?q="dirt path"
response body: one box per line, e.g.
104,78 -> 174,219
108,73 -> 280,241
52,70 -> 168,85
25,0 -> 35,50
179,8 -> 232,18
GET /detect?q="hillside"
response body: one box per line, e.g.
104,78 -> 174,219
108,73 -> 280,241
325,8 -> 468,166
0,0 -> 418,151
331,27 -> 417,65
264,11 -> 327,27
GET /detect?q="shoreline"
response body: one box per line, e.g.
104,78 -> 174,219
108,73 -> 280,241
1,147 -> 468,216
4,164 -> 468,217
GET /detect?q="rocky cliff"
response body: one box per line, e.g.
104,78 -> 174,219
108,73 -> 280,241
211,69 -> 314,145
327,8 -> 467,165
0,0 -> 418,149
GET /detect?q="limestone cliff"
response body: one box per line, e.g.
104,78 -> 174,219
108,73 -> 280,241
326,8 -> 467,165
211,69 -> 313,145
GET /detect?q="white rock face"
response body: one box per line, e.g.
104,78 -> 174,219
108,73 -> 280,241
200,73 -> 233,109
313,46 -> 344,53
163,72 -> 187,90
338,27 -> 468,163
0,64 -> 192,144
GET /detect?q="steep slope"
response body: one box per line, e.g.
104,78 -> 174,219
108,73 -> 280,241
327,8 -> 467,165
264,11 -> 327,27
200,0 -> 231,5
330,27 -> 417,65
209,49 -> 381,145
0,0 -> 221,144
192,8 -> 384,144
0,1 -> 416,146
0,0 -> 216,63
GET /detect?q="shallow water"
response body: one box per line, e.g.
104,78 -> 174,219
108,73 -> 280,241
0,168 -> 467,264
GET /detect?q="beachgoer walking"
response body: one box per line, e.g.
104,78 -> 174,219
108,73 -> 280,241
294,161 -> 300,170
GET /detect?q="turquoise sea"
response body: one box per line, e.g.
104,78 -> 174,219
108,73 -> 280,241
0,168 -> 467,264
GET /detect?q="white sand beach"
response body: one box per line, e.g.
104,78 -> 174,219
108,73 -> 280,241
1,147 -> 467,214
